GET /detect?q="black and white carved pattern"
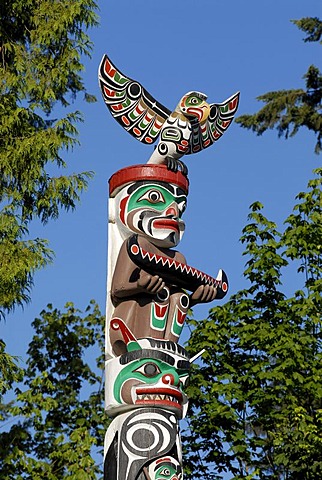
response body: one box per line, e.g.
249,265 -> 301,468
187,92 -> 240,154
99,54 -> 240,159
99,55 -> 170,144
118,408 -> 178,479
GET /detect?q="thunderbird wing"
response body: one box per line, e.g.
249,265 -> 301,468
99,54 -> 171,144
188,91 -> 240,154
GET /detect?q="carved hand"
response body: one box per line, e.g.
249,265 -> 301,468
190,284 -> 217,306
137,273 -> 166,294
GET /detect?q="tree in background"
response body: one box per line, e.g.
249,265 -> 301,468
236,17 -> 322,154
1,12 -> 320,480
0,0 -> 98,319
183,17 -> 322,480
0,301 -> 107,479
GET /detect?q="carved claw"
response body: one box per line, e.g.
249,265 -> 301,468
165,157 -> 188,176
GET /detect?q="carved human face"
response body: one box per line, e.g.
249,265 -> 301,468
105,346 -> 190,419
115,181 -> 187,247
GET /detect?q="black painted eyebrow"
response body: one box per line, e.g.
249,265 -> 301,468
147,338 -> 189,358
120,349 -> 175,366
127,181 -> 182,197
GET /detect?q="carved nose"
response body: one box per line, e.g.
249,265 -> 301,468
162,373 -> 175,385
165,206 -> 178,217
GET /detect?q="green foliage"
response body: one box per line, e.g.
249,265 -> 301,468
0,340 -> 23,400
0,301 -> 108,479
0,212 -> 52,318
292,17 -> 322,44
0,0 -> 98,316
184,169 -> 322,479
185,17 -> 322,478
0,3 -> 102,474
236,18 -> 322,154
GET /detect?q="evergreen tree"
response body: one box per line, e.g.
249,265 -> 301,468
236,18 -> 322,154
0,0 -> 98,318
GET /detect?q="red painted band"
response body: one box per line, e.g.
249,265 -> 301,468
109,164 -> 189,196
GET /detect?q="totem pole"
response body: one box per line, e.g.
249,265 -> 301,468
99,54 -> 239,479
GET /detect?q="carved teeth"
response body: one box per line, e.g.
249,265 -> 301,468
140,246 -> 220,287
137,392 -> 179,404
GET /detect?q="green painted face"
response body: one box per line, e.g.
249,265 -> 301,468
110,351 -> 189,417
127,185 -> 186,215
118,182 -> 187,247
148,457 -> 182,480
155,464 -> 178,479
114,356 -> 188,402
105,335 -> 191,418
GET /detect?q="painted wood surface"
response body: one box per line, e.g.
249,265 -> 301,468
100,53 -> 239,479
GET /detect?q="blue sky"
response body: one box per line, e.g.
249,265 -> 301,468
2,0 -> 321,473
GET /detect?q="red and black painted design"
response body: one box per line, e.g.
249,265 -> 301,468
127,234 -> 228,299
99,55 -> 171,144
188,92 -> 240,153
99,54 -> 240,160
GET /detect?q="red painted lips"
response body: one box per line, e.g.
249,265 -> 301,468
135,386 -> 183,410
153,218 -> 179,232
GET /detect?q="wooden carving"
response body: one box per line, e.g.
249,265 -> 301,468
99,54 -> 239,174
100,54 -> 239,479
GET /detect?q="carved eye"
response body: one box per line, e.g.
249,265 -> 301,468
160,468 -> 171,476
189,97 -> 199,104
138,189 -> 165,204
158,142 -> 168,155
135,362 -> 161,378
